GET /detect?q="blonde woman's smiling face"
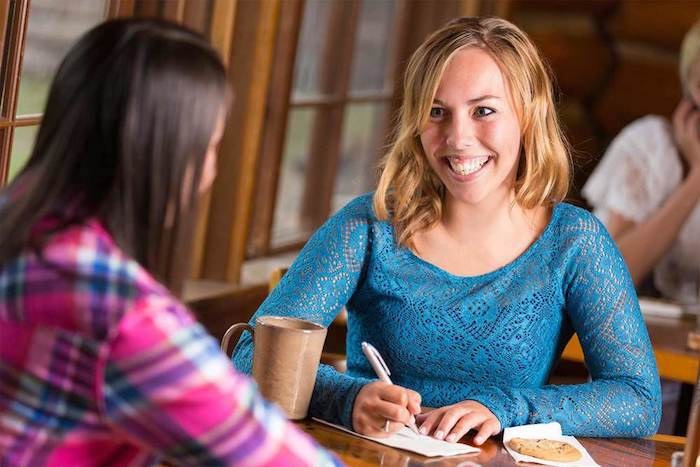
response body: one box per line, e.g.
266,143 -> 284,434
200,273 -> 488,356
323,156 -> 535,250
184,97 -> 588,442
420,47 -> 521,208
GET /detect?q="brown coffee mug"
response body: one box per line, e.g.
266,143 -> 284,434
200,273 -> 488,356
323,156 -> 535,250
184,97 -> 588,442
221,316 -> 327,419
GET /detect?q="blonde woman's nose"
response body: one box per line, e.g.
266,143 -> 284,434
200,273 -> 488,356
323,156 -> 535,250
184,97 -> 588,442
445,116 -> 475,151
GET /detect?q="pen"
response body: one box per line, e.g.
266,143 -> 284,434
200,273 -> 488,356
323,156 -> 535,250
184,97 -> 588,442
361,341 -> 420,435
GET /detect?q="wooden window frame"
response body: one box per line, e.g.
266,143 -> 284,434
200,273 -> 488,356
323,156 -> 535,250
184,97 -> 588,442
0,0 -> 31,185
0,0 -> 499,292
0,0 -> 220,186
246,0 -> 410,259
0,0 -> 232,285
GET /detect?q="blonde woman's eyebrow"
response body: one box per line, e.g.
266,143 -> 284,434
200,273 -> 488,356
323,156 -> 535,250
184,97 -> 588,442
433,95 -> 501,106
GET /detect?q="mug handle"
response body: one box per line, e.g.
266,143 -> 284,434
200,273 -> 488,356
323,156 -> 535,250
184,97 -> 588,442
220,323 -> 254,357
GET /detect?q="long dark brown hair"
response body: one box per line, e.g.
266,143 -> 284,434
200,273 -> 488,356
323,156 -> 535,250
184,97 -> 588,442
0,18 -> 229,294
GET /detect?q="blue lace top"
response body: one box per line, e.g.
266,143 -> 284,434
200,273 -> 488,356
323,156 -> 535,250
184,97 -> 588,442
233,194 -> 661,437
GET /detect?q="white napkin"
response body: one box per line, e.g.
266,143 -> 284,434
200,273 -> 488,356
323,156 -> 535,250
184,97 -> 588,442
312,418 -> 480,457
639,297 -> 683,318
503,422 -> 599,466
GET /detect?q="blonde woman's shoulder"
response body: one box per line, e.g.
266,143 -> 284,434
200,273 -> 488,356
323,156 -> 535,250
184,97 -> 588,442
553,202 -> 610,239
333,192 -> 377,220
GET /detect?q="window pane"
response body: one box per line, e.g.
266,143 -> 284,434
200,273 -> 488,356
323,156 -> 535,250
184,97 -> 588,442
0,5 -> 10,113
16,0 -> 106,116
291,0 -> 334,100
8,125 -> 38,181
349,0 -> 397,94
332,103 -> 387,212
271,108 -> 316,248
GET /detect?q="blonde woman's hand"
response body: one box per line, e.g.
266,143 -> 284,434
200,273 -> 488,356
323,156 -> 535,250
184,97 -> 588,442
352,381 -> 421,437
415,400 -> 501,445
672,97 -> 700,170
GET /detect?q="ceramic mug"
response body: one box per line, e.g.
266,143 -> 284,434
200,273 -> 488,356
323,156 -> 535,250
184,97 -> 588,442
222,316 -> 327,419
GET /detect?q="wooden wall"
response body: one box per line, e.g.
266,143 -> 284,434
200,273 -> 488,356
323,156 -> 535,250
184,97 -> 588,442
508,0 -> 700,203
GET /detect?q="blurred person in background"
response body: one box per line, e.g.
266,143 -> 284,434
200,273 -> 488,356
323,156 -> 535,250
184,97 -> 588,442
583,20 -> 700,303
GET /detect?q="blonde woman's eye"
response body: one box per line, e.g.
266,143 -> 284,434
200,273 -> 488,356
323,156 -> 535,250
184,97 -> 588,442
429,107 -> 445,119
475,107 -> 495,117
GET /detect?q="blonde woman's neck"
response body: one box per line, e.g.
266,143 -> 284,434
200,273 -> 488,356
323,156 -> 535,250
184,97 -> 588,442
410,191 -> 550,277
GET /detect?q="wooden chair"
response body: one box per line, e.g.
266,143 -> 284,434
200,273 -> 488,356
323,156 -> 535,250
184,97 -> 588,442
683,371 -> 699,466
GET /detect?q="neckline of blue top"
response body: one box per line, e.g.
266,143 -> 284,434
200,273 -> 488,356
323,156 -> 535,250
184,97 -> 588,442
402,202 -> 564,282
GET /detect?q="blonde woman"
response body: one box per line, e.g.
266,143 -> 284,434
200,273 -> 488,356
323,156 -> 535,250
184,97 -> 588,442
583,21 -> 700,303
234,16 -> 661,444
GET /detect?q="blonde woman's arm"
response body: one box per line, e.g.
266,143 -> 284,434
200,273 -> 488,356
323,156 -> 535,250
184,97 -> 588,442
232,195 -> 376,428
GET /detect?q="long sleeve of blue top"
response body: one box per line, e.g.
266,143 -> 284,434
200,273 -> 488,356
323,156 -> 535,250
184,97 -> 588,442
233,194 -> 661,437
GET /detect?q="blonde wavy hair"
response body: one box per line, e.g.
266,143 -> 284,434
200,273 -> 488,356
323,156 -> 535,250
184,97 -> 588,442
679,19 -> 700,87
373,16 -> 571,248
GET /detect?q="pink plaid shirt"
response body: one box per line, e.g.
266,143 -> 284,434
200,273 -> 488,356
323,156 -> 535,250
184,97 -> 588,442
0,219 -> 340,466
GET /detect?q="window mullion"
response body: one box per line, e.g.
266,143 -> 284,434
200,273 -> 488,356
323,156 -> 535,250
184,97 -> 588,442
0,0 -> 29,185
299,0 -> 361,231
246,0 -> 304,258
380,0 -> 410,151
161,0 -> 186,23
106,0 -> 135,18
189,0 -> 238,279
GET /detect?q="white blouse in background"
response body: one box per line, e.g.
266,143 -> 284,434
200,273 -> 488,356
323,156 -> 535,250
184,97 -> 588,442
582,115 -> 700,304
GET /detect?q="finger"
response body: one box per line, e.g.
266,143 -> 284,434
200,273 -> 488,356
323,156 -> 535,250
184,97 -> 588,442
385,419 -> 403,434
689,111 -> 700,135
370,419 -> 401,437
680,97 -> 693,119
433,408 -> 471,441
473,418 -> 501,445
417,409 -> 444,436
381,419 -> 407,435
406,389 -> 422,415
359,417 -> 396,438
358,409 -> 403,437
673,101 -> 684,127
445,412 -> 487,443
373,399 -> 412,425
683,104 -> 700,132
378,385 -> 409,407
674,98 -> 692,132
353,413 -> 378,436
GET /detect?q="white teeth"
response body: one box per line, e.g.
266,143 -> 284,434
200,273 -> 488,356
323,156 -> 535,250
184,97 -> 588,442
447,156 -> 490,175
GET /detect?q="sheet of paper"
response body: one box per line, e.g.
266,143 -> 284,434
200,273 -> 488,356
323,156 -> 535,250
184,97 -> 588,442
639,297 -> 683,318
503,422 -> 600,466
312,418 -> 480,458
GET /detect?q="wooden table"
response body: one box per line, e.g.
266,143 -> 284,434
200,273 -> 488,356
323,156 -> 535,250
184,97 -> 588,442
298,420 -> 686,466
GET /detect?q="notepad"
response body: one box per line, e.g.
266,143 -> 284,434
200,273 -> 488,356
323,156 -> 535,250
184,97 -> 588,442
312,418 -> 480,457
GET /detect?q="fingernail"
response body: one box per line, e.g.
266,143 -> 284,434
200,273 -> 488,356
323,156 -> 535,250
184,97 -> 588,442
475,436 -> 483,444
434,430 -> 445,440
419,426 -> 428,435
446,434 -> 457,442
